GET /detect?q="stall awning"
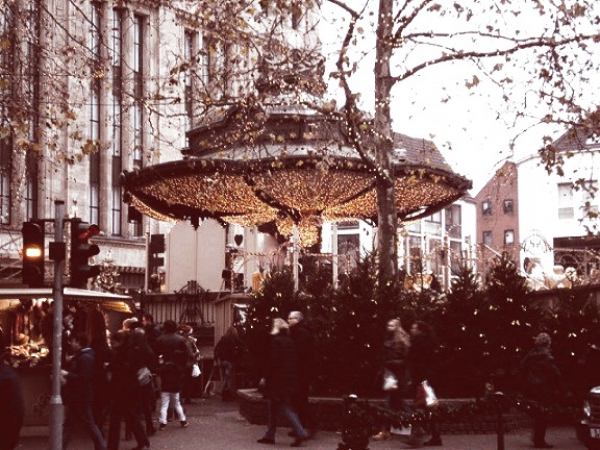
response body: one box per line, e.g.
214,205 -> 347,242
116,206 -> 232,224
0,288 -> 133,313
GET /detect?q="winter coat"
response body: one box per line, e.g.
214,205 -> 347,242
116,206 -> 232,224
0,364 -> 24,450
382,338 -> 410,389
520,344 -> 564,402
155,332 -> 192,365
409,332 -> 437,386
289,321 -> 315,387
109,334 -> 154,404
62,347 -> 96,404
263,333 -> 297,400
157,359 -> 185,393
214,335 -> 244,364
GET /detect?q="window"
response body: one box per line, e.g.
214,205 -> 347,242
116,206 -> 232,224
482,201 -> 492,216
558,182 -> 574,219
581,181 -> 599,218
445,204 -> 462,238
110,9 -> 123,236
131,14 -> 146,237
504,230 -> 515,245
503,199 -> 514,215
89,3 -> 101,226
483,231 -> 492,246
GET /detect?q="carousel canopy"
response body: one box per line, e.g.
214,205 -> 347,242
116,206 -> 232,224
122,101 -> 471,246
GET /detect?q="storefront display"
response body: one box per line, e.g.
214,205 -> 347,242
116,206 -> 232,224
0,287 -> 134,432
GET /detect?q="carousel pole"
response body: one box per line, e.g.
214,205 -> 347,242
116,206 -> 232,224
332,223 -> 339,289
50,200 -> 66,450
292,225 -> 299,292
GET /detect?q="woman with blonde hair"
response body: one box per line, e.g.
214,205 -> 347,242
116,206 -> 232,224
373,318 -> 411,441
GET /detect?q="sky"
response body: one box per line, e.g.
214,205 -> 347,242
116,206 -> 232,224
315,1 -> 598,195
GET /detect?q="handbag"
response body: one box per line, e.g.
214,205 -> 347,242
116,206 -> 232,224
137,366 -> 152,386
415,379 -> 438,408
191,363 -> 201,378
382,370 -> 398,391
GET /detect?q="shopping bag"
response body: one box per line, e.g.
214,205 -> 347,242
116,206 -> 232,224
191,363 -> 201,378
415,379 -> 438,408
382,370 -> 398,391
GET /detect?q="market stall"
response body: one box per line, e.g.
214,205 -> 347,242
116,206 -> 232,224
0,287 -> 134,434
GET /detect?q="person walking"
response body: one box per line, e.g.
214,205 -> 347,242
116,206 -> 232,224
214,326 -> 245,401
155,320 -> 191,430
287,311 -> 318,438
180,325 -> 202,404
372,318 -> 411,441
409,321 -> 442,447
61,332 -> 107,450
257,318 -> 308,447
0,329 -> 24,450
106,330 -> 153,450
520,332 -> 565,449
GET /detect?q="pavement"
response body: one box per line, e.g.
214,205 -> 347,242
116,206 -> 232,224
17,395 -> 585,450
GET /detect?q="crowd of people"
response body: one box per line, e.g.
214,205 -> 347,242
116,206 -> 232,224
58,311 -> 200,450
3,304 -> 600,450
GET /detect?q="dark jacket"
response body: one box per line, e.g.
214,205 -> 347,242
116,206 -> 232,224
264,333 -> 297,400
214,334 -> 244,364
0,364 -> 24,450
289,321 -> 315,386
109,333 -> 154,403
155,332 -> 192,365
409,332 -> 437,386
520,344 -> 563,401
62,347 -> 96,404
382,338 -> 409,388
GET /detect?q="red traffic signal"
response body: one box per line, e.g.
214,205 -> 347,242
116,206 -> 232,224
69,219 -> 101,288
22,220 -> 45,287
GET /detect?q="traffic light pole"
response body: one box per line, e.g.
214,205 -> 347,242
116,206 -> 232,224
50,200 -> 65,450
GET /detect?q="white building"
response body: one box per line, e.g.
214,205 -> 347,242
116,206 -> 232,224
476,127 -> 600,288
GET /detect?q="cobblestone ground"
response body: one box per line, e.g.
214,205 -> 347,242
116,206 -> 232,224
18,395 -> 584,450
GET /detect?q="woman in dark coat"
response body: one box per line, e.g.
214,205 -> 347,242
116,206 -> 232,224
409,321 -> 441,447
520,332 -> 564,449
372,318 -> 411,441
257,318 -> 308,447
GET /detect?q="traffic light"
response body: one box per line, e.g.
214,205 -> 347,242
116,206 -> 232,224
22,220 -> 45,287
69,218 -> 101,288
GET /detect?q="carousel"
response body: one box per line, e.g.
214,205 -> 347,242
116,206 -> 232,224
122,47 -> 471,247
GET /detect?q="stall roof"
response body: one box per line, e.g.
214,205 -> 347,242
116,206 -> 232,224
0,288 -> 133,313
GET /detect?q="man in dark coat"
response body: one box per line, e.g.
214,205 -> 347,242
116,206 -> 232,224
257,318 -> 308,447
520,332 -> 564,449
0,330 -> 24,450
106,330 -> 153,450
287,311 -> 318,436
62,332 -> 107,450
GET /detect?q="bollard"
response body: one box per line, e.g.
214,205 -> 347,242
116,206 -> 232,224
492,391 -> 505,450
337,394 -> 371,450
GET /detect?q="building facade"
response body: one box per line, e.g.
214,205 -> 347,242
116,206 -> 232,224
475,128 -> 600,288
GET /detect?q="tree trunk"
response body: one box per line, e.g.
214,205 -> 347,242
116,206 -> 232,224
373,0 -> 398,288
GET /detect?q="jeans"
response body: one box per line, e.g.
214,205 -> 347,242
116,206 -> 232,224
263,397 -> 308,440
159,391 -> 186,424
220,360 -> 233,391
107,397 -> 149,450
63,401 -> 106,450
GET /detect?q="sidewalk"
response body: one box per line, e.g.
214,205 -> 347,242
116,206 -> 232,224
17,396 -> 584,450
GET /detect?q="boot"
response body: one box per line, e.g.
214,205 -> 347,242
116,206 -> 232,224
372,430 -> 391,441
